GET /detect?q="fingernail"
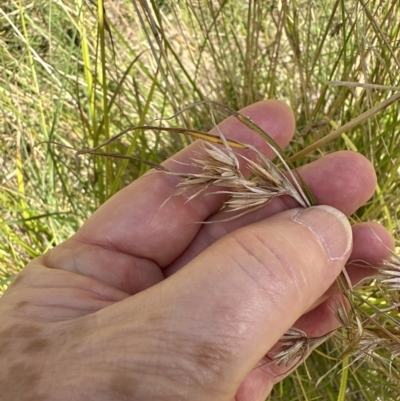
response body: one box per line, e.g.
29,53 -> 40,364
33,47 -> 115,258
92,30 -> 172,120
292,205 -> 352,261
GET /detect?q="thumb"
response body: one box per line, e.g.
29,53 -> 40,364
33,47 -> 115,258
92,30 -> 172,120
153,205 -> 352,399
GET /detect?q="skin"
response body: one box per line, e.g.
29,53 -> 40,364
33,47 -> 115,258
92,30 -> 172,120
0,100 -> 394,401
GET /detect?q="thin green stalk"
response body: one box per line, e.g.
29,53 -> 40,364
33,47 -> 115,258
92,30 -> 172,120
76,0 -> 96,132
97,0 -> 112,195
16,0 -> 57,203
337,356 -> 349,401
290,90 -> 400,162
109,68 -> 158,196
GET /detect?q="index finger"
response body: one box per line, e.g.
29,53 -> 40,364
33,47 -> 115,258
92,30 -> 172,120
75,100 -> 296,266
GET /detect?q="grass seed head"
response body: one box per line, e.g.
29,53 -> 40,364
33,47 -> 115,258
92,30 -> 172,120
164,138 -> 308,218
375,253 -> 400,291
270,328 -> 333,368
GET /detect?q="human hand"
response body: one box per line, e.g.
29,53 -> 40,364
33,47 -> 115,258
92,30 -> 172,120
0,101 -> 393,401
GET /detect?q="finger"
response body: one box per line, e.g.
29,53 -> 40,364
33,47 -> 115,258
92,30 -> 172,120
325,222 -> 394,295
44,101 -> 296,293
347,221 -> 395,272
98,205 -> 352,400
166,151 -> 378,275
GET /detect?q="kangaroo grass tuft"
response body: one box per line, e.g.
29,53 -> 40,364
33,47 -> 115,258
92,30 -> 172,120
5,1 -> 400,397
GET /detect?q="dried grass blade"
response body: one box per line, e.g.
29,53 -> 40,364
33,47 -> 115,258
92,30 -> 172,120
328,81 -> 400,91
289,91 -> 400,162
76,125 -> 247,159
76,151 -> 168,171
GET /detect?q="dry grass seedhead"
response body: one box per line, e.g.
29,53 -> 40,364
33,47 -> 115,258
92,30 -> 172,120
269,250 -> 400,373
334,301 -> 369,359
328,254 -> 400,365
375,253 -> 400,291
164,135 -> 309,218
168,141 -> 243,199
269,328 -> 333,369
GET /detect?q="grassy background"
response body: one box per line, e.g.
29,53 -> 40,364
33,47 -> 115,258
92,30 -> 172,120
1,0 -> 400,399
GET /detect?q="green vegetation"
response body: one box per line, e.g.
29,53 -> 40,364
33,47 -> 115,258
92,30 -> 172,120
1,0 -> 399,399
